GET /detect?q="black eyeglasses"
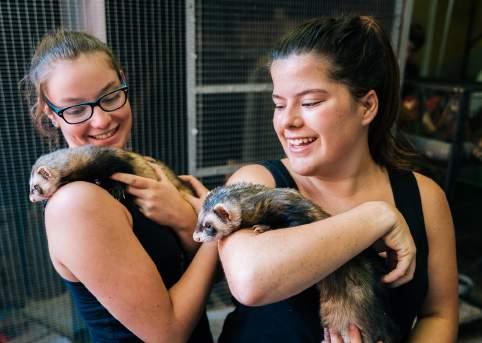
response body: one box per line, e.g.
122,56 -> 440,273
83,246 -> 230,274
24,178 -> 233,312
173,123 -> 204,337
44,83 -> 129,124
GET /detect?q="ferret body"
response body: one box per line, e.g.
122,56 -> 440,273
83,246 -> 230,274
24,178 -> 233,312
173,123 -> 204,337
29,145 -> 192,202
194,183 -> 399,343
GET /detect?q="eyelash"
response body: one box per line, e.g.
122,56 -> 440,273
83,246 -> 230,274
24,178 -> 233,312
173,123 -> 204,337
273,100 -> 324,110
302,101 -> 323,107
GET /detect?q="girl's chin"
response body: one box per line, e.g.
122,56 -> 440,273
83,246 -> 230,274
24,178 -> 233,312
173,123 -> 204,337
287,157 -> 316,175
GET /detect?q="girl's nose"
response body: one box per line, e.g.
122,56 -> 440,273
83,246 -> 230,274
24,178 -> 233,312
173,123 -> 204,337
282,106 -> 303,128
90,106 -> 112,128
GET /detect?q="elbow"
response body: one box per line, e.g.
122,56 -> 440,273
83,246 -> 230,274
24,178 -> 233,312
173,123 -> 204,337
231,283 -> 261,307
225,267 -> 269,306
219,233 -> 273,306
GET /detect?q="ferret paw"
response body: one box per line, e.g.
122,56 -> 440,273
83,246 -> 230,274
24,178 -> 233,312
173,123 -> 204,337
253,224 -> 270,233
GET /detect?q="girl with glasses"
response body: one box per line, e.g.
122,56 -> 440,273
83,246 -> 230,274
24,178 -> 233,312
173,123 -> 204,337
23,30 -> 217,343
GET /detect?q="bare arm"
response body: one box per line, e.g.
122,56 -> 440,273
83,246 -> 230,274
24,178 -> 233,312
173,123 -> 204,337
408,174 -> 458,342
219,165 -> 415,306
45,182 -> 217,343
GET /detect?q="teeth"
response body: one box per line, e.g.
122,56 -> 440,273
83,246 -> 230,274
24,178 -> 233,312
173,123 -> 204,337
288,137 -> 315,146
92,128 -> 116,140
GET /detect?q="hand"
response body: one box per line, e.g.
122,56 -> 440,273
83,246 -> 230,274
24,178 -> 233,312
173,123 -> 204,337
323,324 -> 382,343
178,175 -> 209,214
377,205 -> 416,287
110,163 -> 196,232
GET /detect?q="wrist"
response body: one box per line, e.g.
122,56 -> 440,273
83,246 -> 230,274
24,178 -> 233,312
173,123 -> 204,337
167,201 -> 197,232
358,201 -> 396,237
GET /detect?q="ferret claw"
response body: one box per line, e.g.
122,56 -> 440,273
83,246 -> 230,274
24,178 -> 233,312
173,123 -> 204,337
253,224 -> 270,233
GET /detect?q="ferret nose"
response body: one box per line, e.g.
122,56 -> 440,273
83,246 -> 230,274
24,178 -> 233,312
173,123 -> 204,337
193,231 -> 202,242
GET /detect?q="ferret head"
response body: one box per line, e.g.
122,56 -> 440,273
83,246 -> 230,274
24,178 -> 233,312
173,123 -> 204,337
29,166 -> 60,202
193,201 -> 242,242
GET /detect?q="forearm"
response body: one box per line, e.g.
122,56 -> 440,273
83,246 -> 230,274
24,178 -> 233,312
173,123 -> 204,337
408,315 -> 458,343
172,202 -> 199,255
220,201 -> 396,305
168,241 -> 218,342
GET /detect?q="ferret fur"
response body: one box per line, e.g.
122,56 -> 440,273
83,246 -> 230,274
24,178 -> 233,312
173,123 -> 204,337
194,182 -> 399,343
29,145 -> 192,202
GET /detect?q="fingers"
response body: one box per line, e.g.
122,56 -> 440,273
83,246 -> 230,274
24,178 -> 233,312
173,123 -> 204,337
328,329 -> 343,343
324,324 -> 365,343
179,175 -> 209,199
382,251 -> 416,286
111,172 -> 151,189
182,193 -> 203,214
348,324 -> 363,342
323,328 -> 331,343
381,209 -> 417,287
147,162 -> 169,181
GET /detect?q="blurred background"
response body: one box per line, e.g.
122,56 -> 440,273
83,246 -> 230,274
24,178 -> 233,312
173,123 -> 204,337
0,0 -> 481,342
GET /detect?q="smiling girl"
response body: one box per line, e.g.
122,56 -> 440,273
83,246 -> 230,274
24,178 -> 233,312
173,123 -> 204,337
218,16 -> 458,343
24,30 -> 217,343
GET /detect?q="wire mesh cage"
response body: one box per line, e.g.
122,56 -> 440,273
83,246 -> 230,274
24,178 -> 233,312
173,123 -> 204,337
0,0 -> 408,341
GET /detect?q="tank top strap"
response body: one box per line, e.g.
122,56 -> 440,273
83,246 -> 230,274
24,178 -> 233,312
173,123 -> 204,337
387,169 -> 429,338
387,169 -> 428,253
256,160 -> 297,189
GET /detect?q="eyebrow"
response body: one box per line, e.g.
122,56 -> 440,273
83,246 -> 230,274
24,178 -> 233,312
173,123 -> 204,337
59,81 -> 120,103
272,89 -> 328,99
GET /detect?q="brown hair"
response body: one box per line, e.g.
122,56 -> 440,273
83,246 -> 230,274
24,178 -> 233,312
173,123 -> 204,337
270,16 -> 416,170
22,29 -> 123,145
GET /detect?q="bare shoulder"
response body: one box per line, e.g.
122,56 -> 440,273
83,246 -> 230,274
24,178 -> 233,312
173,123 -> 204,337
45,181 -> 131,226
44,182 -> 134,279
228,164 -> 276,187
413,172 -> 445,198
413,172 -> 448,210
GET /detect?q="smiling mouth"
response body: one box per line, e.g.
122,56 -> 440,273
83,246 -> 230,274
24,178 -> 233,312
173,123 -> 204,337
90,126 -> 118,140
287,137 -> 316,147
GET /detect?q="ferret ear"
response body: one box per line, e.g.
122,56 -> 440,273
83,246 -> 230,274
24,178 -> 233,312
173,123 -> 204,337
213,204 -> 232,222
36,166 -> 52,180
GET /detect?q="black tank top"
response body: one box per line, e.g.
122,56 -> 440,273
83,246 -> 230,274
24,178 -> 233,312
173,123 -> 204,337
64,199 -> 213,343
218,160 -> 428,343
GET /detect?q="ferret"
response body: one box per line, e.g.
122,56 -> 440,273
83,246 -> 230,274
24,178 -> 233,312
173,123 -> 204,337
194,183 -> 399,343
29,145 -> 192,202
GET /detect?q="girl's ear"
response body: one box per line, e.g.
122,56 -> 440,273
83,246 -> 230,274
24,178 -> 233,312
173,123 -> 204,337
359,90 -> 378,126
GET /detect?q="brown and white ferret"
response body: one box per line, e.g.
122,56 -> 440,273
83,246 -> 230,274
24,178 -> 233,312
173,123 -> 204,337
194,183 -> 400,343
29,145 -> 192,202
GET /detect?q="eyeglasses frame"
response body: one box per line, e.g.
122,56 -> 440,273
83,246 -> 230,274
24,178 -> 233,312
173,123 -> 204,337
44,83 -> 129,124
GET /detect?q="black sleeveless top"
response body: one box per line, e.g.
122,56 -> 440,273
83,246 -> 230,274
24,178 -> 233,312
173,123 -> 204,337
218,160 -> 428,343
64,199 -> 213,343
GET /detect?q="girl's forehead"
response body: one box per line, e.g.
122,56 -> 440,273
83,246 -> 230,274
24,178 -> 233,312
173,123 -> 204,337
44,53 -> 119,100
271,54 -> 335,88
271,53 -> 333,77
40,52 -> 113,86
51,52 -> 113,74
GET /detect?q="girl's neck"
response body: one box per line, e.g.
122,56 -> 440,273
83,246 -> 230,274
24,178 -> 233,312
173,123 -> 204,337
288,159 -> 389,215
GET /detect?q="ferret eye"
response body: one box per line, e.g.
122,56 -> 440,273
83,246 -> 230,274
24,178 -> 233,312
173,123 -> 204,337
204,223 -> 217,235
33,185 -> 43,195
